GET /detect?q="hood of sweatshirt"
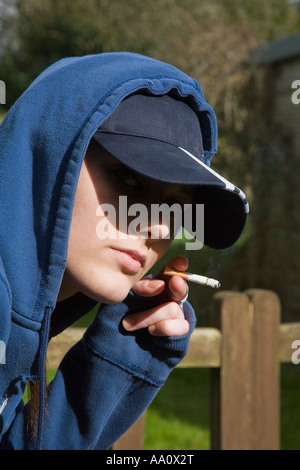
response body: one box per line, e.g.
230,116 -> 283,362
0,52 -> 218,331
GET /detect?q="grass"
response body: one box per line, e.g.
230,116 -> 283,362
280,363 -> 300,450
143,364 -> 300,450
144,368 -> 210,450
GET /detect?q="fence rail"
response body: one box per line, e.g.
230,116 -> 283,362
47,289 -> 300,450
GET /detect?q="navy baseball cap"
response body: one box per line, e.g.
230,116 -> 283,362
93,93 -> 249,249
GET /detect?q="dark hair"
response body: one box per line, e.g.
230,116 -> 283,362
27,379 -> 48,441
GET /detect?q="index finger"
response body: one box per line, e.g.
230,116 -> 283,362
156,255 -> 189,280
155,255 -> 189,303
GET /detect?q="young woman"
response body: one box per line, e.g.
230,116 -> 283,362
0,52 -> 248,449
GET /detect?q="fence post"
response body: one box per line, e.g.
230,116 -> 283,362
210,289 -> 281,450
112,412 -> 146,450
210,291 -> 253,449
245,288 -> 281,450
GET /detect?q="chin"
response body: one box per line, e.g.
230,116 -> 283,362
82,281 -> 132,305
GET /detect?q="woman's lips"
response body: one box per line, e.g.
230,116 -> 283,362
112,248 -> 146,274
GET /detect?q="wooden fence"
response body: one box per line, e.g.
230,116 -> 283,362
47,289 -> 300,450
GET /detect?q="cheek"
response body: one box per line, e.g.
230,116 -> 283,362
145,238 -> 173,269
70,263 -> 134,304
66,162 -> 100,269
68,198 -> 97,261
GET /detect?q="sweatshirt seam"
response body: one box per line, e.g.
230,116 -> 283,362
94,74 -> 201,110
11,308 -> 42,331
83,339 -> 164,387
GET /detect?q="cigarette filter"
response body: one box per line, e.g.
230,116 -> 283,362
164,267 -> 221,289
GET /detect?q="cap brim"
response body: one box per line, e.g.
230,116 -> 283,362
93,132 -> 249,249
194,186 -> 248,249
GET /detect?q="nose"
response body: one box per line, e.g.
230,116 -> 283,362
140,223 -> 171,240
126,200 -> 182,241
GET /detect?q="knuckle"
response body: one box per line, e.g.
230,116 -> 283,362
168,301 -> 184,318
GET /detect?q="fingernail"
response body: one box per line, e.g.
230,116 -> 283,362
146,279 -> 165,292
122,317 -> 135,331
148,325 -> 156,335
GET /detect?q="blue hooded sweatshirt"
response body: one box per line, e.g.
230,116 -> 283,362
0,52 -> 218,450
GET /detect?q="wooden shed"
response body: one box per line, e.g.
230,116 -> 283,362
252,31 -> 300,154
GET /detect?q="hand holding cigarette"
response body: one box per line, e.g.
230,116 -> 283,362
124,256 -> 191,337
164,266 -> 221,289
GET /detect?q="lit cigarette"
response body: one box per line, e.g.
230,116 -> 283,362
164,267 -> 221,289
